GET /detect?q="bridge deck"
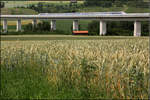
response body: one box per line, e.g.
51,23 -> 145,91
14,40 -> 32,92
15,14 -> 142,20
1,12 -> 150,21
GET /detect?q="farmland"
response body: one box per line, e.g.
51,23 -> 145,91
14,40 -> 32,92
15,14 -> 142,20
1,35 -> 149,99
1,0 -> 149,99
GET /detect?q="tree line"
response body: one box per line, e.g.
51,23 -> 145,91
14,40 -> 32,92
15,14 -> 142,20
84,0 -> 149,8
88,21 -> 149,36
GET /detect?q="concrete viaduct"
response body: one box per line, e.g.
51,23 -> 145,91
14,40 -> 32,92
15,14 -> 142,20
1,12 -> 150,36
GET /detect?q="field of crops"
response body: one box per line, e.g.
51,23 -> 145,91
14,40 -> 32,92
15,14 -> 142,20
1,36 -> 149,99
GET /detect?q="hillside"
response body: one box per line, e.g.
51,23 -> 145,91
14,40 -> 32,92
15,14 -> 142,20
2,0 -> 149,14
1,8 -> 38,15
3,1 -> 83,8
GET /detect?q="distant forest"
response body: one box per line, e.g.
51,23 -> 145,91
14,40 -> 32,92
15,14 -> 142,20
84,0 -> 149,8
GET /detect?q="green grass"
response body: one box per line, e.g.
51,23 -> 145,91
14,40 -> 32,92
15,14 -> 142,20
1,8 -> 38,15
0,25 -> 28,32
56,20 -> 91,32
125,7 -> 150,13
1,36 -> 149,99
0,35 -> 148,41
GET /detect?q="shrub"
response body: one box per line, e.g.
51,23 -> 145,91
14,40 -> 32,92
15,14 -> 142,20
24,21 -> 50,32
88,21 -> 99,36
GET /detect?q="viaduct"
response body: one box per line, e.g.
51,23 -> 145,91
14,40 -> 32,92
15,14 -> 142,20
0,12 -> 150,36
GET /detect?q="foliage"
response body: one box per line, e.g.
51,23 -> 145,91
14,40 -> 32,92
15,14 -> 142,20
88,21 -> 149,36
25,2 -> 84,13
84,0 -> 148,8
127,0 -> 149,8
88,21 -> 99,35
24,21 -> 50,32
0,2 -> 5,8
84,0 -> 113,7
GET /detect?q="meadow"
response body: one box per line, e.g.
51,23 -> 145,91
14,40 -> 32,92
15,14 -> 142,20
1,36 -> 149,99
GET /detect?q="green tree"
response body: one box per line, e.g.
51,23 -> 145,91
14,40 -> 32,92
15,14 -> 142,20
127,0 -> 144,7
88,21 -> 99,35
0,2 -> 5,8
87,21 -> 149,36
84,0 -> 114,7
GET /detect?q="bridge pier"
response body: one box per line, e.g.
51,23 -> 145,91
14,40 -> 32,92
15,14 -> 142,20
3,19 -> 8,33
134,21 -> 141,36
32,19 -> 37,28
73,20 -> 79,31
16,19 -> 22,32
51,20 -> 56,31
100,21 -> 107,35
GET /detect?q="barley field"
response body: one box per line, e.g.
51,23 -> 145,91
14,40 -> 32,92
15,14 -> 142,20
1,36 -> 149,99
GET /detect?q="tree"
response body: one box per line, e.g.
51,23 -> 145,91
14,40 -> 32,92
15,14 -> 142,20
24,21 -> 50,32
127,0 -> 144,7
88,21 -> 99,35
114,0 -> 124,7
84,0 -> 115,7
0,2 -> 5,8
84,0 -> 101,6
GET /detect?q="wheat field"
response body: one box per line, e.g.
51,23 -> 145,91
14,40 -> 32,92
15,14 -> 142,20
1,37 -> 149,99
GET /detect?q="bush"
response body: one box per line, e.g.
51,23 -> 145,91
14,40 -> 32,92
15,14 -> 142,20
142,22 -> 149,36
107,21 -> 133,36
24,21 -> 50,32
3,30 -> 68,35
0,2 -> 5,8
88,21 -> 99,35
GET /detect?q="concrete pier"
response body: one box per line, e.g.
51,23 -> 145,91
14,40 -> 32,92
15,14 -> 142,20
134,21 -> 141,36
32,19 -> 37,28
100,21 -> 107,35
17,19 -> 21,32
73,20 -> 79,31
51,20 -> 56,31
3,19 -> 7,33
